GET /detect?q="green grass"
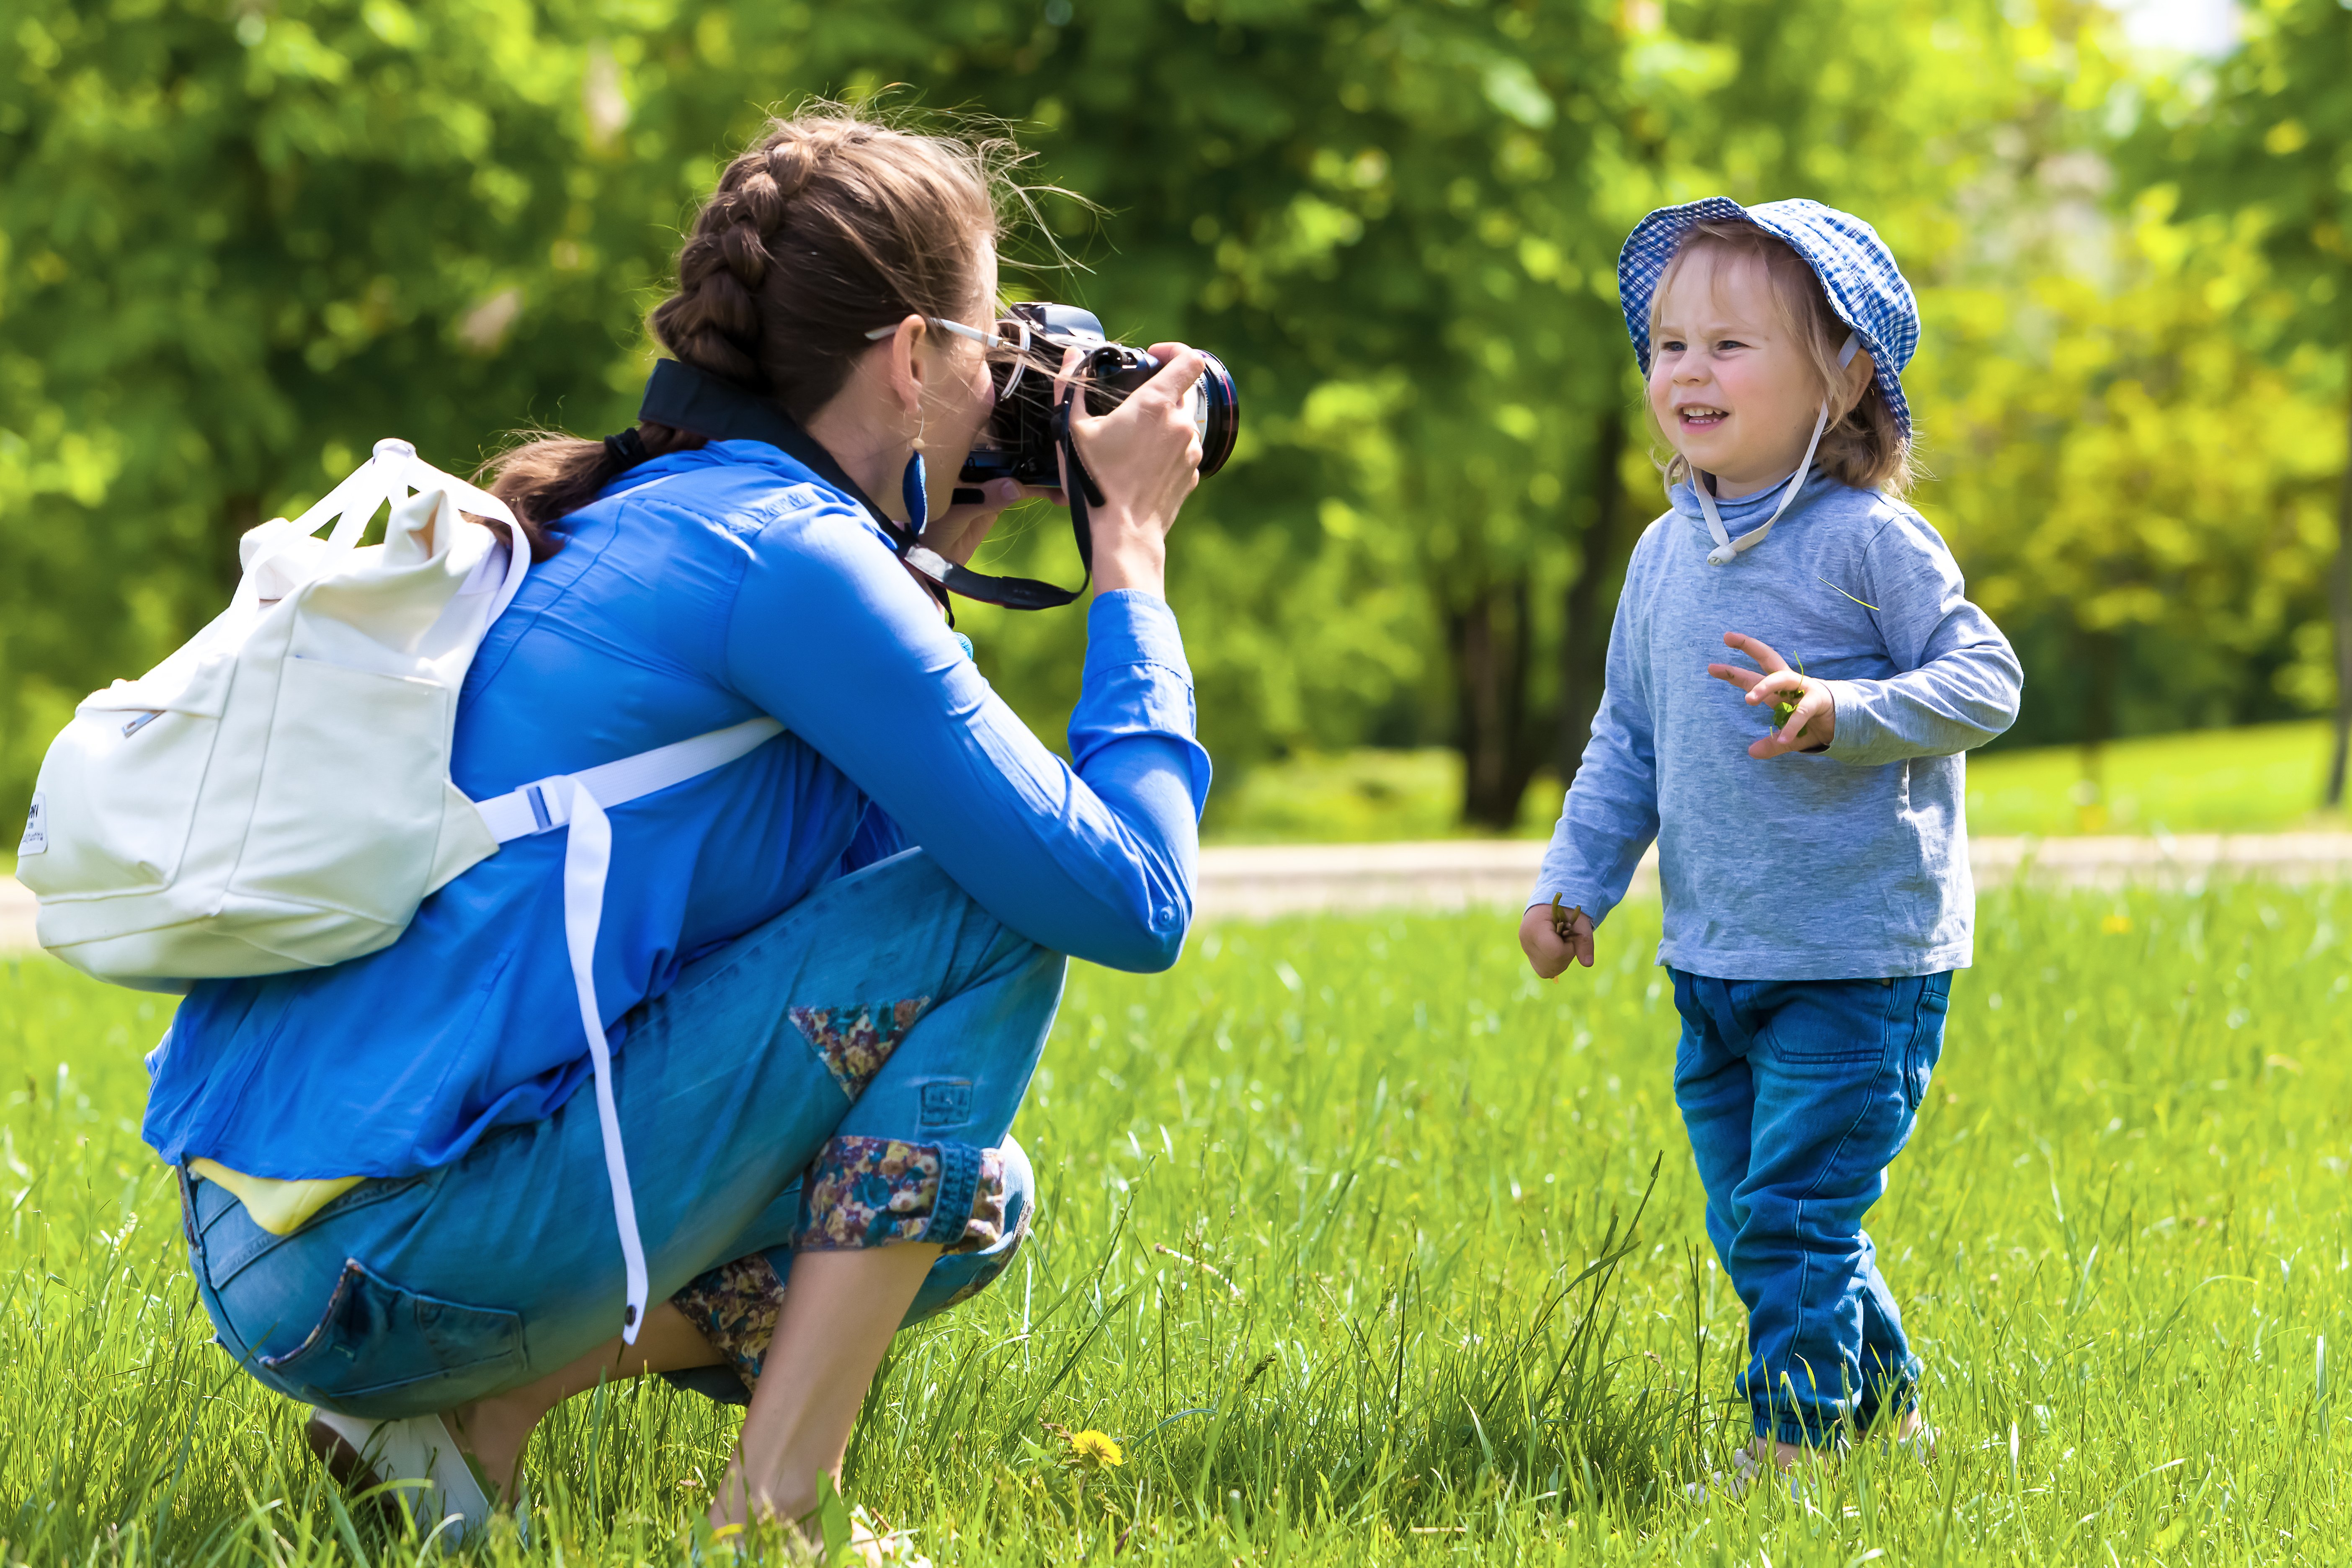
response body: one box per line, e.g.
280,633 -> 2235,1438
6,886 -> 2352,1564
1205,722 -> 2349,842
1965,720 -> 2346,838
1200,748 -> 1537,843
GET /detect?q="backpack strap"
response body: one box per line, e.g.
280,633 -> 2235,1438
473,718 -> 785,842
470,714 -> 785,1340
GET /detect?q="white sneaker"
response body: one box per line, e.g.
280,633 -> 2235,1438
1683,1445 -> 1764,1503
304,1408 -> 497,1545
1891,1409 -> 1936,1461
1685,1444 -> 1810,1504
851,1506 -> 934,1567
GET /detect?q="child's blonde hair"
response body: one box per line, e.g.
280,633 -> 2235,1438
1645,219 -> 1915,498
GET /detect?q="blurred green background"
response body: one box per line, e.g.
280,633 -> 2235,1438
6,0 -> 2348,837
1213,719 -> 2346,839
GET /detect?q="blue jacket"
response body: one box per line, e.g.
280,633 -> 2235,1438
1533,470 -> 2020,979
144,440 -> 1211,1179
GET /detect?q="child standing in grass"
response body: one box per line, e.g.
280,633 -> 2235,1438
1519,200 -> 2022,1478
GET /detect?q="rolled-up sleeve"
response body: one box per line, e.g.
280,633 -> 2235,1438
726,511 -> 1210,972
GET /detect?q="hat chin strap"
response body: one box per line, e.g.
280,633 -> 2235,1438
1693,334 -> 1859,566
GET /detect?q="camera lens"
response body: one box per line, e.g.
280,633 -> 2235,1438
1191,352 -> 1239,478
961,317 -> 1241,490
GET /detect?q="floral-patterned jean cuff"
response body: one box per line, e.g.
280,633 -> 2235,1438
669,1141 -> 1016,1398
793,1135 -> 1006,1253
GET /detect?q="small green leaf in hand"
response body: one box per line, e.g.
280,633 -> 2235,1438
1550,895 -> 1584,941
1769,656 -> 1808,732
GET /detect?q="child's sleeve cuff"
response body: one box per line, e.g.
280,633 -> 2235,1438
1822,679 -> 1887,765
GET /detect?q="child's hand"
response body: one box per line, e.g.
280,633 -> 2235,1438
1707,632 -> 1836,758
1521,902 -> 1595,978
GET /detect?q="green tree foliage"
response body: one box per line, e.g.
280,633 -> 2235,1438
2123,0 -> 2352,801
3,0 -> 1647,830
1884,6 -> 2341,787
0,0 -> 685,811
818,0 -> 1640,827
1922,198 -> 2340,761
3,0 -> 2347,838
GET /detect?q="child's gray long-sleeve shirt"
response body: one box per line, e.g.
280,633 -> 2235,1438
1533,469 -> 2022,979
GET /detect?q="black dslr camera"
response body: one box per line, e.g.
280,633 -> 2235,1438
957,303 -> 1239,497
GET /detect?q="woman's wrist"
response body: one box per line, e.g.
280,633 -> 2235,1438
1090,513 -> 1167,598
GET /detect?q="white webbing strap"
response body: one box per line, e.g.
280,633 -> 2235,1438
1692,334 -> 1862,566
475,718 -> 785,843
291,438 -> 532,620
557,779 -> 647,1339
473,715 -> 784,1341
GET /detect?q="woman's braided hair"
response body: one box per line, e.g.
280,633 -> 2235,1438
485,106 -> 1006,557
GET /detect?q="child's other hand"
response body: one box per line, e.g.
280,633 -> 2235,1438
1521,903 -> 1595,978
1708,632 -> 1836,758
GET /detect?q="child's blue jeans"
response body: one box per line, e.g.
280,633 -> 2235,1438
1669,969 -> 1950,1447
178,850 -> 1064,1419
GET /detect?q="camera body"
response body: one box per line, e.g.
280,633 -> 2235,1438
958,303 -> 1239,493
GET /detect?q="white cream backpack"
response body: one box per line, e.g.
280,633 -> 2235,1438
17,438 -> 777,1339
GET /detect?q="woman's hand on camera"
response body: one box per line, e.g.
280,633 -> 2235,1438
1057,342 -> 1206,599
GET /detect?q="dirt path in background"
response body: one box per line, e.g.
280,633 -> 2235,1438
1186,832 -> 2352,920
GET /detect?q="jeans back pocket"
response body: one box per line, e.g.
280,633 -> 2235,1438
259,1258 -> 524,1414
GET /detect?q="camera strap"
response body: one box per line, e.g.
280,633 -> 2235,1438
636,359 -> 1087,613
1051,385 -> 1100,583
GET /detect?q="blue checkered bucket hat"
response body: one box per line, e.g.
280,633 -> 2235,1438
1617,197 -> 1919,438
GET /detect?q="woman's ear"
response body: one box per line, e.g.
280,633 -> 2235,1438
881,314 -> 928,421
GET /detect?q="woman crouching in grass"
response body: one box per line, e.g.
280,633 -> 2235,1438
144,106 -> 1211,1555
1520,199 -> 2021,1489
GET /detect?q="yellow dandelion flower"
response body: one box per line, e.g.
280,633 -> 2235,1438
1066,1429 -> 1124,1470
2101,914 -> 2132,934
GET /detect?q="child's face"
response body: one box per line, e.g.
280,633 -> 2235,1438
1647,248 -> 1829,499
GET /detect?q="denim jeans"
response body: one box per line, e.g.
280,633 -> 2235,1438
179,850 -> 1065,1419
1669,969 -> 1950,1447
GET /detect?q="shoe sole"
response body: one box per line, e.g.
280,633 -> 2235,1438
304,1413 -> 402,1526
304,1408 -> 509,1547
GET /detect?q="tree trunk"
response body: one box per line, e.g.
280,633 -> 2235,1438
2328,392 -> 2352,808
1560,408 -> 1630,790
1452,577 -> 1540,830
